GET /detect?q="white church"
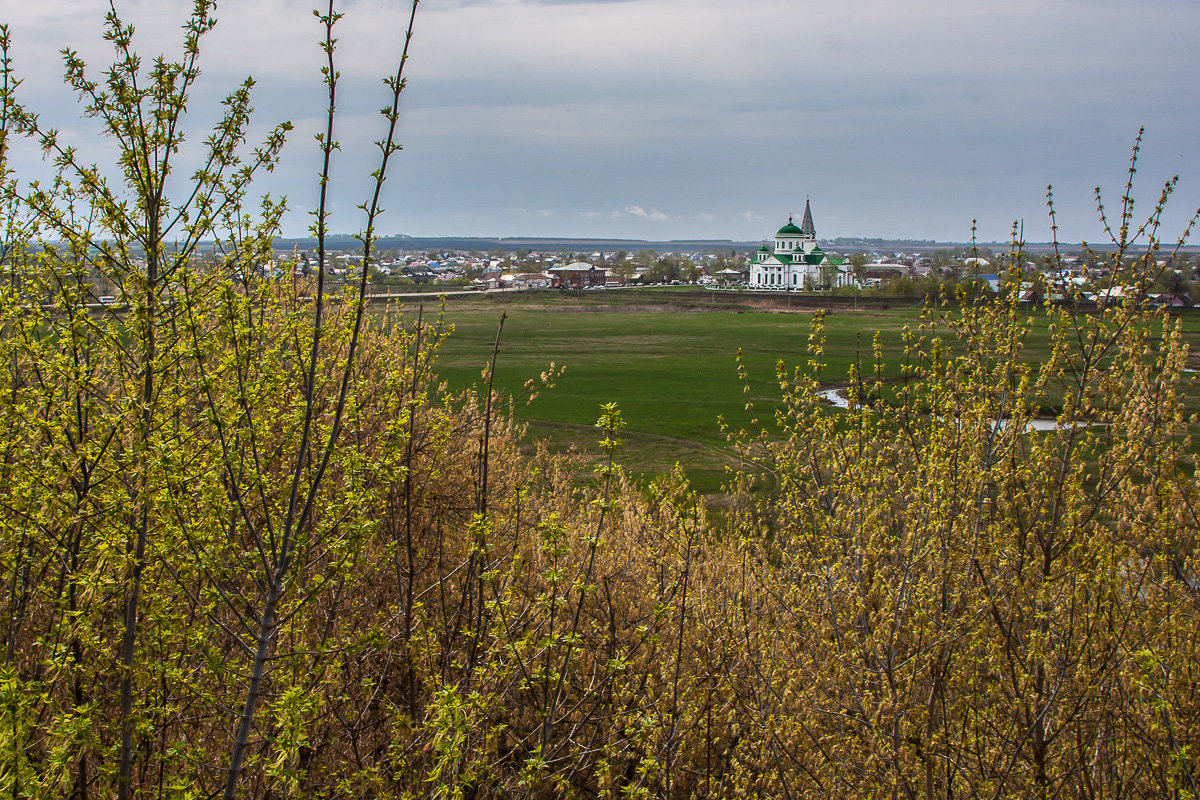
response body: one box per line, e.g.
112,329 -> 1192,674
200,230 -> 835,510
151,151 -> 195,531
750,199 -> 849,289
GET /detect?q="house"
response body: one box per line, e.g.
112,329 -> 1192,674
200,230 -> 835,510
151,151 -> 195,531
1149,293 -> 1192,308
503,272 -> 553,290
975,273 -> 1001,292
749,199 -> 849,289
715,267 -> 747,286
864,264 -> 909,283
548,262 -> 608,288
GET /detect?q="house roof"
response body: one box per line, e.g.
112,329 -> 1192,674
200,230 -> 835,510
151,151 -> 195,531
548,261 -> 604,273
766,247 -> 841,269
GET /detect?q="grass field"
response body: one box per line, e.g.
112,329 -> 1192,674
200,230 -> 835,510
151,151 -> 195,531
380,289 -> 1200,495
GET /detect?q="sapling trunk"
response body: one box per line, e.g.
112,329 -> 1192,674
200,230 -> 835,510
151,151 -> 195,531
221,3 -> 418,795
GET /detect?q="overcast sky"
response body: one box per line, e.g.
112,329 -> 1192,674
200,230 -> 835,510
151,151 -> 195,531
5,0 -> 1200,243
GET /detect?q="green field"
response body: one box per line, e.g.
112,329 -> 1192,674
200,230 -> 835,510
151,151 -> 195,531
381,290 -> 1200,494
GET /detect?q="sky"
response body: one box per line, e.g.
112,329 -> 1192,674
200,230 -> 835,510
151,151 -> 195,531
4,0 -> 1200,244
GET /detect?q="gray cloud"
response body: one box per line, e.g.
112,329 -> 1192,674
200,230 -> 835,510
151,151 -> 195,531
4,0 -> 1199,241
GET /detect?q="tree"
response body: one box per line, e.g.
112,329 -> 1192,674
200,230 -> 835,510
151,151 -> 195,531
849,251 -> 869,284
1154,266 -> 1190,296
634,248 -> 658,267
723,137 -> 1200,797
817,262 -> 839,289
0,2 -> 426,796
611,256 -> 636,283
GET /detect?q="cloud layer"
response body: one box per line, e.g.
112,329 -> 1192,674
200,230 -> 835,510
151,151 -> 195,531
5,0 -> 1199,242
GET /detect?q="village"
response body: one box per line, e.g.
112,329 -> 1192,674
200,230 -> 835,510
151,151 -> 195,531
268,202 -> 1200,306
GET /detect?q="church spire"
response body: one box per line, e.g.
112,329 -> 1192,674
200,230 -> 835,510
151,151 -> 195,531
800,197 -> 815,237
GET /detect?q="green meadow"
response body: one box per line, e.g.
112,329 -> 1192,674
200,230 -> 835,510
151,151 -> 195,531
383,291 -> 1200,494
